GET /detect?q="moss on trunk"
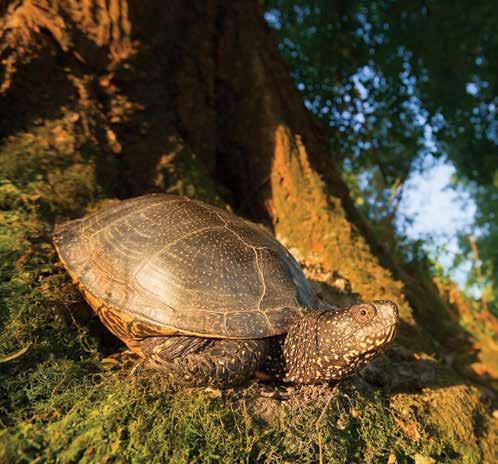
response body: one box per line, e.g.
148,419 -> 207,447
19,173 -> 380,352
0,1 -> 496,463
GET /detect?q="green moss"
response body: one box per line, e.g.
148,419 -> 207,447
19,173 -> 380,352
0,121 -> 495,463
1,373 -> 424,464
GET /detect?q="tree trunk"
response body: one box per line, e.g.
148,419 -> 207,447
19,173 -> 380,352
1,1 -> 496,461
0,0 -> 413,327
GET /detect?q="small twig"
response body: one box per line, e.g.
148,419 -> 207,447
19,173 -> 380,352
318,433 -> 323,464
315,392 -> 334,464
0,343 -> 31,363
315,393 -> 333,428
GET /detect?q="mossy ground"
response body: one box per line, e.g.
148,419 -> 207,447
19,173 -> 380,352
0,119 -> 496,463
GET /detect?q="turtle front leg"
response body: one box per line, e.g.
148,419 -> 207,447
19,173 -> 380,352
139,336 -> 269,387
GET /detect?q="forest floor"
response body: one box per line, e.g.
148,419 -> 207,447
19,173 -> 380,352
1,114 -> 497,463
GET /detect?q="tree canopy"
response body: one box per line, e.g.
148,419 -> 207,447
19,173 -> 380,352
266,0 -> 498,313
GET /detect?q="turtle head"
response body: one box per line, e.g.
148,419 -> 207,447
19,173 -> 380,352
283,300 -> 398,384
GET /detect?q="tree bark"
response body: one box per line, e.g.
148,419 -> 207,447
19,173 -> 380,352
1,2 -> 496,458
0,0 -> 489,355
2,0 -> 491,351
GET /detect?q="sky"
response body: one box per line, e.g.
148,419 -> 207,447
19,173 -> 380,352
396,156 -> 476,289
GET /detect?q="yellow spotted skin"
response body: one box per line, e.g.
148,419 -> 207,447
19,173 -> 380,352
281,301 -> 398,384
54,194 -> 399,387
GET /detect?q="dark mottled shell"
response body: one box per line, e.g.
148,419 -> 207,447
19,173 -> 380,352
53,194 -> 317,339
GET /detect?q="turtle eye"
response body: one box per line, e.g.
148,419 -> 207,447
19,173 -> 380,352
353,304 -> 375,323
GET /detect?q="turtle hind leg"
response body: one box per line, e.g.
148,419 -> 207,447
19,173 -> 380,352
139,336 -> 269,388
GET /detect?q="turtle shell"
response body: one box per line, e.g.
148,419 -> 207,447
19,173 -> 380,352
53,194 -> 317,339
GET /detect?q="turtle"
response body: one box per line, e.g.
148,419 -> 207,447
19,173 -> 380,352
53,193 -> 398,387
